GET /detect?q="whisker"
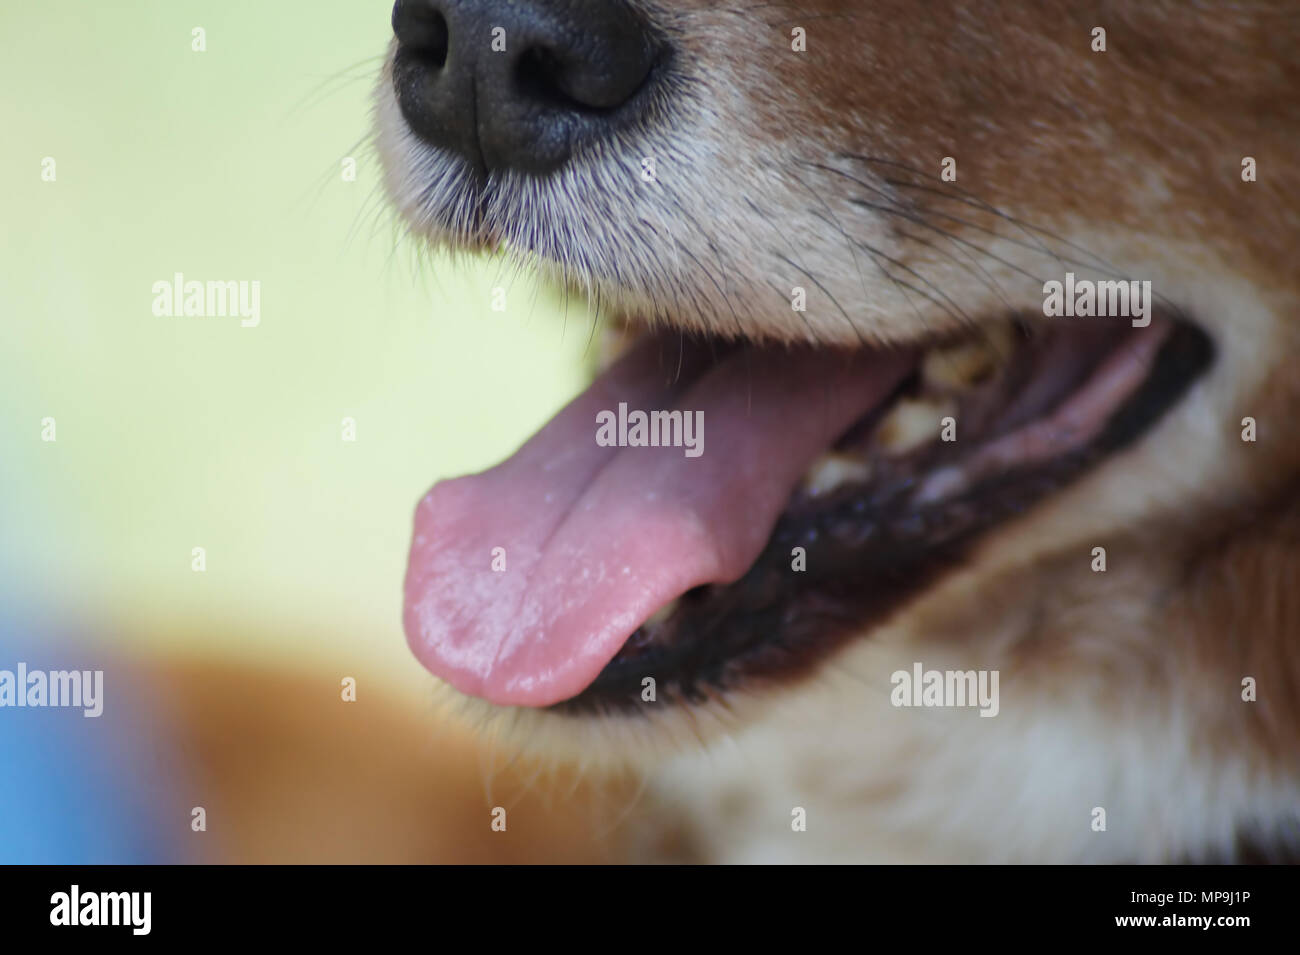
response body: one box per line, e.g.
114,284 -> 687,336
773,252 -> 871,348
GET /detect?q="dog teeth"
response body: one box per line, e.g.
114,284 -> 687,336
921,324 -> 1014,391
912,465 -> 967,505
873,395 -> 956,454
644,599 -> 679,629
802,452 -> 872,496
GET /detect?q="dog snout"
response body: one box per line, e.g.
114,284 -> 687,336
391,0 -> 662,176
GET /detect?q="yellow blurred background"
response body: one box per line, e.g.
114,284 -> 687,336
0,1 -> 614,861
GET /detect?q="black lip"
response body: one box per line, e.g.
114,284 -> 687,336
550,312 -> 1215,716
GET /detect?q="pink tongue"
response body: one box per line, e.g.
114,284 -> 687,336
403,337 -> 913,706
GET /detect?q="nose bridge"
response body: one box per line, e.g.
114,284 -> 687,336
443,0 -> 561,69
445,0 -> 559,171
429,0 -> 569,114
449,0 -> 548,113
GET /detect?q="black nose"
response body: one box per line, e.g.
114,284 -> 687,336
391,0 -> 663,176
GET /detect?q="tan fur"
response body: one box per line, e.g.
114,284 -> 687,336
377,0 -> 1300,861
147,658 -> 622,863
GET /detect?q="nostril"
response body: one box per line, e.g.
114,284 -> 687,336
514,43 -> 657,114
515,48 -> 599,114
392,1 -> 449,69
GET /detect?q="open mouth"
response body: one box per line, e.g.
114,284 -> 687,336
402,310 -> 1213,713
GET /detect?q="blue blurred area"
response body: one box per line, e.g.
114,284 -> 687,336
0,622 -> 172,864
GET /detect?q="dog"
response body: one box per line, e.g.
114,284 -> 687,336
375,0 -> 1300,862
